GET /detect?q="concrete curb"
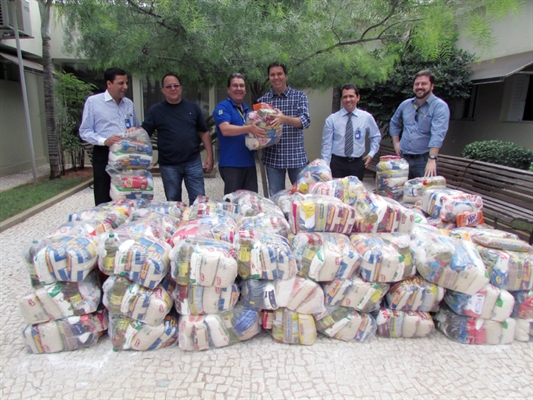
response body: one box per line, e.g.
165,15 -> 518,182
0,178 -> 94,233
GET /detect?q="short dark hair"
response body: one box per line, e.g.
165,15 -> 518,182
227,73 -> 246,88
161,73 -> 181,87
414,69 -> 435,84
341,83 -> 360,96
104,67 -> 127,84
267,62 -> 287,76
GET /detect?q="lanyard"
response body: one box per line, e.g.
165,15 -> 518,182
236,106 -> 246,123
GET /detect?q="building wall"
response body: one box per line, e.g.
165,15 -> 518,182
1,0 -> 43,57
0,71 -> 47,176
305,88 -> 334,161
444,82 -> 533,156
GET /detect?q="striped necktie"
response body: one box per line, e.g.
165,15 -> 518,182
345,112 -> 354,157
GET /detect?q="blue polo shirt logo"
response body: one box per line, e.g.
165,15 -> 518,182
218,110 -> 224,115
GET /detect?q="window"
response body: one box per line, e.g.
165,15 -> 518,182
502,74 -> 532,122
449,86 -> 477,120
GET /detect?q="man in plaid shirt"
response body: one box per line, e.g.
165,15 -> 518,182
258,62 -> 311,196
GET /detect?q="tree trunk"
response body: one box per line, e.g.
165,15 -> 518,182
39,0 -> 61,179
331,86 -> 341,113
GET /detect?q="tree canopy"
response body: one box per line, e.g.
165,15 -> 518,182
58,0 -> 521,97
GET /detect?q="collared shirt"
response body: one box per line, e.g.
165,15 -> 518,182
321,107 -> 381,164
257,86 -> 310,169
79,90 -> 139,146
389,93 -> 450,154
212,97 -> 255,168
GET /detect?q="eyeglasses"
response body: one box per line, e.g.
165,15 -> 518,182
230,84 -> 245,88
164,84 -> 181,89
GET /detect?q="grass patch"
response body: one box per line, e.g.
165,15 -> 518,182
0,176 -> 91,222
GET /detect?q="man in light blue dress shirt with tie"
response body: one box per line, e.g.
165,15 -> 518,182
321,83 -> 381,181
79,67 -> 139,206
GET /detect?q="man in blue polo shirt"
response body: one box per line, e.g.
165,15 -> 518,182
213,73 -> 266,195
390,69 -> 450,179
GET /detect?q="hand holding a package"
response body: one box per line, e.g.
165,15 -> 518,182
247,122 -> 267,138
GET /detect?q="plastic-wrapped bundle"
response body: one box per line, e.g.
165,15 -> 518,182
114,235 -> 171,289
472,235 -> 533,253
274,276 -> 325,314
511,291 -> 533,319
410,225 -> 489,295
109,313 -> 179,351
375,308 -> 435,338
23,240 -> 48,288
323,277 -> 389,313
449,227 -> 519,242
22,309 -> 108,354
107,168 -> 154,201
69,206 -> 129,234
33,235 -> 98,284
112,219 -> 169,242
182,200 -> 238,223
289,195 -> 357,235
169,238 -> 238,287
434,305 -> 515,344
514,318 -> 533,341
293,159 -> 332,194
422,188 -> 483,222
379,233 -> 417,277
350,233 -> 413,283
443,283 -> 515,322
375,156 -> 409,200
130,209 -> 181,240
292,232 -> 361,282
107,128 -> 153,169
172,284 -> 239,315
270,190 -> 306,220
239,280 -> 278,310
224,190 -> 285,218
236,215 -> 291,238
385,276 -> 445,312
263,308 -> 316,345
146,201 -> 186,219
234,229 -> 296,280
354,193 -> 416,234
403,176 -> 446,204
478,247 -> 533,291
47,221 -> 99,239
308,176 -> 366,206
244,103 -> 282,150
18,271 -> 101,324
314,306 -> 376,342
178,306 -> 261,351
102,276 -> 174,325
169,216 -> 235,245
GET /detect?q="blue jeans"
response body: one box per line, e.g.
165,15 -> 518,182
406,154 -> 432,180
265,165 -> 306,197
159,156 -> 205,204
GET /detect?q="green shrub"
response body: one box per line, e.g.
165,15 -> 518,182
462,140 -> 533,170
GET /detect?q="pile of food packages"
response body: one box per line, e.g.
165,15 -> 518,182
18,158 -> 532,353
106,128 -> 154,201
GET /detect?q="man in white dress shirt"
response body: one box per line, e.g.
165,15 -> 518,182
321,83 -> 381,180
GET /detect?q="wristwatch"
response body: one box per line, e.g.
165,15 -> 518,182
428,154 -> 437,160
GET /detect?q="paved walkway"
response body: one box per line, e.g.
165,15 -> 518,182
0,170 -> 532,399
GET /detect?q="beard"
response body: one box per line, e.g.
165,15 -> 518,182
415,88 -> 431,99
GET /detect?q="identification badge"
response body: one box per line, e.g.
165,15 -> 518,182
355,129 -> 361,140
125,114 -> 132,129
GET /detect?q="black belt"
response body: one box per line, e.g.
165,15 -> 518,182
332,154 -> 362,163
402,152 -> 428,159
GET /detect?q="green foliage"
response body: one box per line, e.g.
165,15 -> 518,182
462,140 -> 533,170
54,72 -> 97,172
0,176 -> 89,222
358,46 -> 475,135
57,0 -> 521,96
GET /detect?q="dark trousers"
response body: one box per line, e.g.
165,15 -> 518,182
219,166 -> 258,195
92,145 -> 112,206
330,154 -> 365,181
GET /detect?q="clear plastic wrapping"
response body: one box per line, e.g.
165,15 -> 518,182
293,159 -> 332,194
308,175 -> 366,206
314,306 -> 376,342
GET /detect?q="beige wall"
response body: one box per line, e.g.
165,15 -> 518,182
1,0 -> 43,57
0,72 -> 48,176
304,88 -> 335,161
457,0 -> 533,61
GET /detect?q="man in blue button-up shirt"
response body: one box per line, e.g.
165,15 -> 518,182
389,70 -> 450,179
321,83 -> 381,181
80,67 -> 139,205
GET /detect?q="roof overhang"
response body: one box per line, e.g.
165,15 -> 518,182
469,51 -> 533,84
0,51 -> 43,72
